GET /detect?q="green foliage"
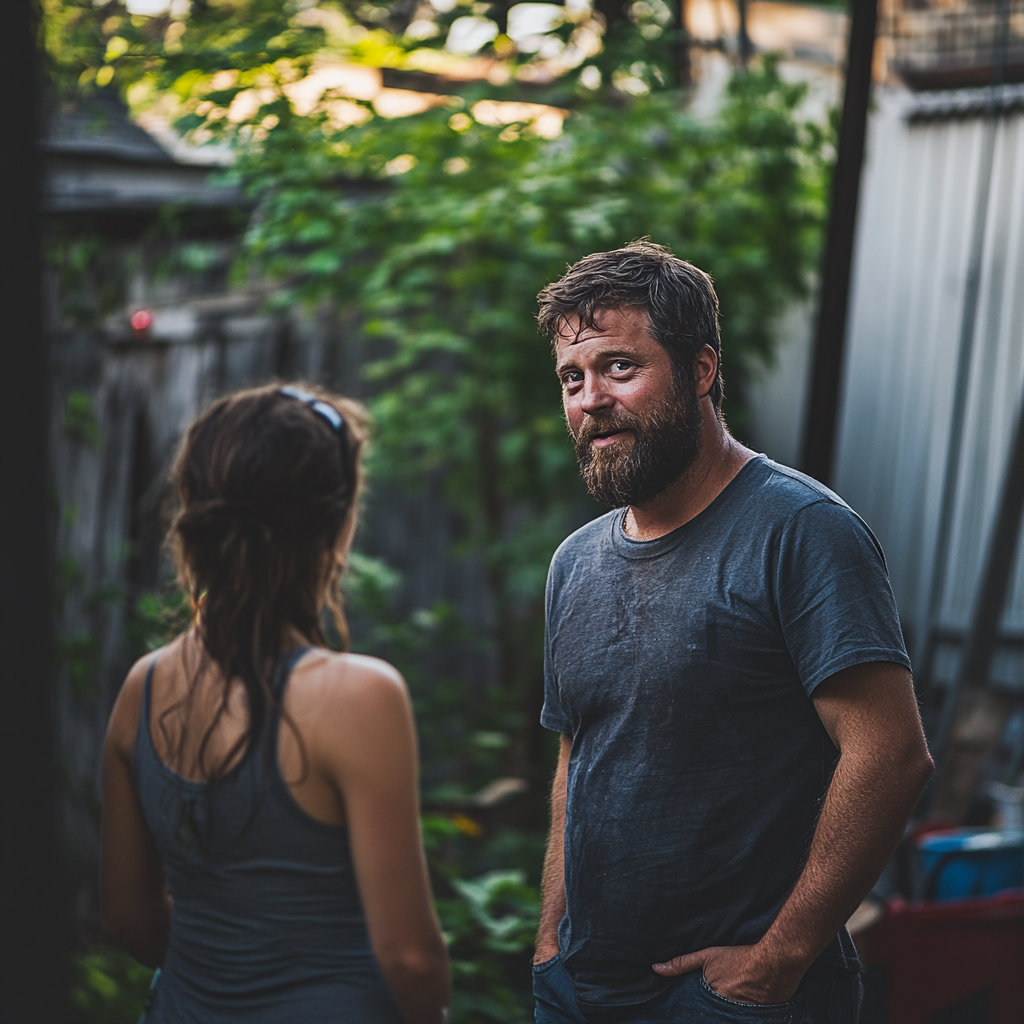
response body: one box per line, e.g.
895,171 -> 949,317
54,549 -> 127,703
449,871 -> 539,955
125,587 -> 193,657
438,871 -> 539,1022
57,628 -> 103,700
246,55 -> 823,414
63,390 -> 102,447
46,234 -> 128,327
55,552 -> 86,602
72,949 -> 154,1024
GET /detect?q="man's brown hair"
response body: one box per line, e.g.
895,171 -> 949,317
536,240 -> 723,411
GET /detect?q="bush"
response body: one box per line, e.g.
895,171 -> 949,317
73,950 -> 154,1024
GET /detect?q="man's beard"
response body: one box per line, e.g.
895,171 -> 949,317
573,375 -> 702,508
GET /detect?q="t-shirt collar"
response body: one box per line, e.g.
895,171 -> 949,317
610,454 -> 767,560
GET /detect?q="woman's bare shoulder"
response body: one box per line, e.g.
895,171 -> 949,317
292,652 -> 417,783
290,650 -> 410,720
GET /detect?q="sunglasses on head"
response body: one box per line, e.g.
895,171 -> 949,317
278,386 -> 353,468
279,386 -> 344,429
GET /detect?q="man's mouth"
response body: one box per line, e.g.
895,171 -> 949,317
591,429 -> 631,449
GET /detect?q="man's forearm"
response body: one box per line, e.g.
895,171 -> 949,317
757,743 -> 932,976
535,734 -> 570,961
536,821 -> 566,956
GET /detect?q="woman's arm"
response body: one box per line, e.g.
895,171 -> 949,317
318,655 -> 450,1024
101,657 -> 171,969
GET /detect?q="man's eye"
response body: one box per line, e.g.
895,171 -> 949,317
611,361 -> 633,372
563,370 -> 584,384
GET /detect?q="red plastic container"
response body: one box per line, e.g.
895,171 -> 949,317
856,891 -> 1024,1023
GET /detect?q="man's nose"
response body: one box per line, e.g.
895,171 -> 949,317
579,374 -> 615,415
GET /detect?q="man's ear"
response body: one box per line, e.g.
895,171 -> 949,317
694,345 -> 718,400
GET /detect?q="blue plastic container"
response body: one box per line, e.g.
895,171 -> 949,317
918,828 -> 1024,901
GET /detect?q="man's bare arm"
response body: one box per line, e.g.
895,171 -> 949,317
653,662 -> 933,1003
535,734 -> 571,964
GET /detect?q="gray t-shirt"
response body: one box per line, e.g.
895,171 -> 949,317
541,456 -> 910,1010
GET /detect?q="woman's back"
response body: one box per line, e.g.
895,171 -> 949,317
102,385 -> 448,1024
133,646 -> 403,1023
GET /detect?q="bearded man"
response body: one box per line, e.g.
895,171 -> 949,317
531,241 -> 933,1024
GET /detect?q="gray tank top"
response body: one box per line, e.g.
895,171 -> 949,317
133,648 -> 404,1023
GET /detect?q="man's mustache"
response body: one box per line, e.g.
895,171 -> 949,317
574,414 -> 642,448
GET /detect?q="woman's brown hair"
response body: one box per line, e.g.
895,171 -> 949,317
165,382 -> 367,782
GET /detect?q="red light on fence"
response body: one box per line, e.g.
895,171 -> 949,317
131,309 -> 153,335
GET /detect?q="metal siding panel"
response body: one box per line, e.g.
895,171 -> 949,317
943,116 -> 1024,628
835,90 -> 1024,676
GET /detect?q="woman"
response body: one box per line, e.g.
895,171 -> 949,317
101,384 -> 451,1023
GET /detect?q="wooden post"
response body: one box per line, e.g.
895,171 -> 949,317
800,0 -> 879,484
0,1 -> 69,1019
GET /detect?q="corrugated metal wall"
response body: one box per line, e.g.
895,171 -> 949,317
834,87 -> 1024,689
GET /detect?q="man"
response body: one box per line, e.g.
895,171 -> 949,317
531,241 -> 933,1023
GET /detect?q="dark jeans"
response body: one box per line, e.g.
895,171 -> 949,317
533,957 -> 862,1024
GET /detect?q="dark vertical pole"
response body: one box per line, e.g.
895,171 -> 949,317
679,0 -> 692,86
489,0 -> 515,36
930,385 -> 1024,820
673,0 -> 692,86
667,0 -> 692,86
736,0 -> 753,66
0,0 -> 67,1020
800,0 -> 879,483
956,401 -> 1024,712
